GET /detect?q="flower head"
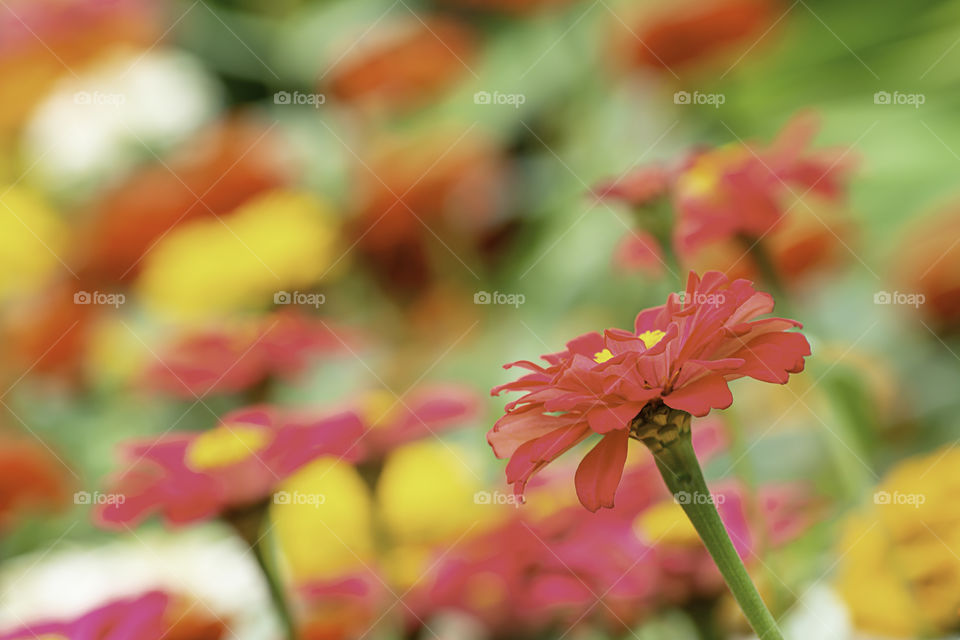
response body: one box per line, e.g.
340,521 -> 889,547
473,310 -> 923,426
95,406 -> 364,528
488,271 -> 809,511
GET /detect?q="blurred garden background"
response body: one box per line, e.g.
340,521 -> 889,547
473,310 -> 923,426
3,0 -> 960,638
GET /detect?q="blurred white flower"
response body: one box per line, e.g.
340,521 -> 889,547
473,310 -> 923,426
23,48 -> 220,195
0,527 -> 275,640
736,586 -> 853,640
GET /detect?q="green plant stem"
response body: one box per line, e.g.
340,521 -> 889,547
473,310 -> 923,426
252,535 -> 299,640
650,427 -> 784,640
224,501 -> 299,640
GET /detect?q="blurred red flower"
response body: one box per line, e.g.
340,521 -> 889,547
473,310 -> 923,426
326,17 -> 476,112
0,0 -> 158,132
621,0 -> 782,73
0,435 -> 69,530
896,204 -> 960,332
489,271 -> 809,511
144,311 -> 354,398
95,406 -> 364,528
598,112 -> 856,283
343,384 -> 481,459
78,116 -> 293,283
418,429 -> 815,634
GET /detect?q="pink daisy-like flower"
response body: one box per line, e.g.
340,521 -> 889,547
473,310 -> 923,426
488,270 -> 810,511
144,311 -> 354,398
597,112 -> 855,273
345,384 -> 481,459
94,406 -> 364,528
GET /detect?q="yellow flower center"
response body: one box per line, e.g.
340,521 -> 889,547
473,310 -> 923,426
360,389 -> 399,429
638,329 -> 666,349
185,424 -> 271,471
593,348 -> 613,364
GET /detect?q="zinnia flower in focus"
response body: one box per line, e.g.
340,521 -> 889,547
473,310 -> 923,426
489,270 -> 809,511
94,406 -> 364,528
0,590 -> 226,640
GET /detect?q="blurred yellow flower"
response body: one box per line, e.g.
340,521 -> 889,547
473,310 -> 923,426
0,186 -> 66,301
836,445 -> 960,637
377,440 -> 500,547
272,457 -> 375,582
634,499 -> 700,546
136,190 -> 339,318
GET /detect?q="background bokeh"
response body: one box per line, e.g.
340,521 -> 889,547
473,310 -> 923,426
2,0 -> 960,638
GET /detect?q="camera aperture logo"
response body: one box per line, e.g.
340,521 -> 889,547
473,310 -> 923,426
873,91 -> 925,108
274,91 -> 326,109
474,90 -> 526,109
74,290 -> 125,308
74,491 -> 125,505
275,290 -> 326,308
474,290 -> 525,308
873,490 -> 925,508
677,291 -> 726,307
73,91 -> 126,107
674,90 -> 725,109
673,490 -> 725,505
874,290 -> 924,308
273,491 -> 326,507
474,490 -> 521,508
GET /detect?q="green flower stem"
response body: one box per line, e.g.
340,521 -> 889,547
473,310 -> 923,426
252,533 -> 299,640
224,501 -> 299,640
633,408 -> 784,640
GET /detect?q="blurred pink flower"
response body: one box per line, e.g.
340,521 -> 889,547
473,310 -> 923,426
0,591 -> 226,640
95,406 -> 364,528
597,112 -> 856,279
489,271 -> 809,511
144,311 -> 353,398
344,384 -> 481,459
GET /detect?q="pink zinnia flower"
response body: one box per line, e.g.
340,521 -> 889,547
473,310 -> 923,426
0,591 -> 225,640
344,384 -> 481,459
145,311 -> 353,398
94,406 -> 364,528
488,270 -> 810,511
596,112 -> 855,275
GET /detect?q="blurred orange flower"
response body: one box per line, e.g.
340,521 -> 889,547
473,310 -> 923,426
0,435 -> 69,530
896,203 -> 960,332
326,17 -> 476,112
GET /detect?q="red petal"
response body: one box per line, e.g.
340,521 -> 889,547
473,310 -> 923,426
574,429 -> 629,512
